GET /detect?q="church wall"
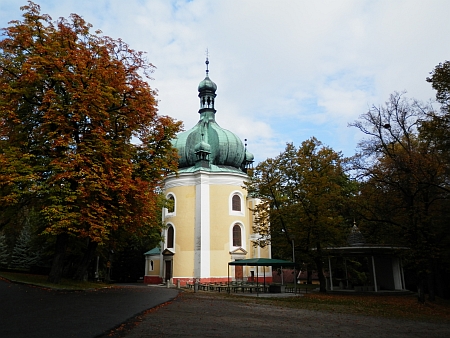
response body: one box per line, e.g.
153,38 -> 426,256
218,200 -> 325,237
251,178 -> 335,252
209,183 -> 247,278
144,256 -> 162,284
152,176 -> 273,286
164,184 -> 196,281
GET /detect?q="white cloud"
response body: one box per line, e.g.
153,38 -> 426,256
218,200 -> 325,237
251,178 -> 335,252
1,0 -> 450,162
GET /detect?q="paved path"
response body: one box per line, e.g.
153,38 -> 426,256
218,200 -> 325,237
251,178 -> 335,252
2,279 -> 449,338
0,279 -> 178,338
122,292 -> 450,338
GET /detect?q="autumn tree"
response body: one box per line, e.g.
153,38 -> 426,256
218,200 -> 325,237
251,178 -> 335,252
245,138 -> 355,292
0,2 -> 182,283
350,92 -> 450,301
427,60 -> 450,111
422,61 -> 450,169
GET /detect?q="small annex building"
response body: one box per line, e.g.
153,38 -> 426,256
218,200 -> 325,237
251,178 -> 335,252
324,223 -> 408,292
144,59 -> 271,286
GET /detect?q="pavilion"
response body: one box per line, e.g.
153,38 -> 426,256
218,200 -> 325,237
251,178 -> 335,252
323,223 -> 409,292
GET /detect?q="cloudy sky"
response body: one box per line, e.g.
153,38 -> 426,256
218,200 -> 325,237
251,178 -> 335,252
1,0 -> 450,162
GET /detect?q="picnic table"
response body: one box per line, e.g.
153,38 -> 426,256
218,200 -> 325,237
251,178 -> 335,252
230,283 -> 270,293
185,282 -> 272,294
217,285 -> 231,293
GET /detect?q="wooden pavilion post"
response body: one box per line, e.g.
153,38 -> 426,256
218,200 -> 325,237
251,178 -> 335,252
257,266 -> 259,296
263,266 -> 266,293
227,263 -> 230,293
400,257 -> 406,290
371,255 -> 378,292
328,256 -> 334,291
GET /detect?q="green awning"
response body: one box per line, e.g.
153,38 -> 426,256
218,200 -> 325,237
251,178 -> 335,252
228,258 -> 295,267
144,247 -> 160,256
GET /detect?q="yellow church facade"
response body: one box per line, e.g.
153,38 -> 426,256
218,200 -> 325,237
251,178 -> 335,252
144,60 -> 271,286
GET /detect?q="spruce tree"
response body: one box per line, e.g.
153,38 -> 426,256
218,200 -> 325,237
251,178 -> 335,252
10,225 -> 40,270
0,231 -> 9,268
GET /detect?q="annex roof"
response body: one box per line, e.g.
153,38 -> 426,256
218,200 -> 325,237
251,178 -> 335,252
144,247 -> 160,256
228,258 -> 295,267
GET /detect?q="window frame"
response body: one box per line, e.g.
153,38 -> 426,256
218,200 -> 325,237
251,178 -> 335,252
229,191 -> 244,216
165,193 -> 176,216
232,224 -> 242,247
166,224 -> 175,250
230,222 -> 245,249
232,195 -> 241,211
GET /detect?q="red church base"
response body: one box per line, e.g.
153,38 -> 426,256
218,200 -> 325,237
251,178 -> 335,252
144,276 -> 273,287
143,276 -> 163,284
172,277 -> 273,287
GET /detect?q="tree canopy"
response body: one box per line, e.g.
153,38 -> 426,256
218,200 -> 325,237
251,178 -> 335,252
0,2 -> 182,282
350,92 -> 450,301
245,138 -> 355,292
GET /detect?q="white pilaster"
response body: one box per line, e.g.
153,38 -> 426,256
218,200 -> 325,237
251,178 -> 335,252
194,172 -> 210,279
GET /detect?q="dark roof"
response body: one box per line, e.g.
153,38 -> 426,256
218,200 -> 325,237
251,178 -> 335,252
228,258 -> 295,267
322,245 -> 409,255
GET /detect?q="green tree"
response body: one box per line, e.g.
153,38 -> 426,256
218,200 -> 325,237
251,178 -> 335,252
0,2 -> 182,283
350,92 -> 450,301
423,61 -> 450,175
10,224 -> 40,270
0,231 -> 9,268
245,138 -> 354,292
427,60 -> 450,111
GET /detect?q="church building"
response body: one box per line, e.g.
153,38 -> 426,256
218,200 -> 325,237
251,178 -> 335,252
143,59 -> 271,286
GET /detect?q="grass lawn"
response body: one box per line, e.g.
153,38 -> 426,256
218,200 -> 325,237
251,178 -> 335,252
0,271 -> 110,290
193,286 -> 450,323
241,292 -> 450,323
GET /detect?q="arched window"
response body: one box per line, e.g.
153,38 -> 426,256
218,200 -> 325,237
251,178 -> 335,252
167,194 -> 175,214
167,225 -> 174,248
232,195 -> 241,211
233,224 -> 242,247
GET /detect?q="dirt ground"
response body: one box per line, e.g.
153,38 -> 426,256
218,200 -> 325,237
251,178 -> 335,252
116,291 -> 450,338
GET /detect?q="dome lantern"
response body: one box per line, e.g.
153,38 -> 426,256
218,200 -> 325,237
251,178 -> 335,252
198,57 -> 217,110
171,58 -> 251,173
348,222 -> 366,246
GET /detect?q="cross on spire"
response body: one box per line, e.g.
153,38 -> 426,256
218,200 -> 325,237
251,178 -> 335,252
205,48 -> 209,76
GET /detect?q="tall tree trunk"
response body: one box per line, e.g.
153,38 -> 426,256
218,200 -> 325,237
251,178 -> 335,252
417,276 -> 425,303
73,239 -> 98,281
47,233 -> 68,284
307,267 -> 313,284
314,242 -> 327,292
315,258 -> 327,292
428,266 -> 436,301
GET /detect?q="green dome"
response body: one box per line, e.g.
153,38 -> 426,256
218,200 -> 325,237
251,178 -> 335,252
245,151 -> 254,162
198,76 -> 217,92
173,111 -> 245,170
172,59 -> 251,173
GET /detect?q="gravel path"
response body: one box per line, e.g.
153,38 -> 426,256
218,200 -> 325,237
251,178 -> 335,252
122,292 -> 450,338
2,277 -> 448,338
0,279 -> 178,338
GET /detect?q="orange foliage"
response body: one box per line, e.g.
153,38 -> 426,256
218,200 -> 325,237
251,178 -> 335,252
0,2 -> 182,244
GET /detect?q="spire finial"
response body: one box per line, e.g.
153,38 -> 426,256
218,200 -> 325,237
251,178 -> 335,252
205,48 -> 209,76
